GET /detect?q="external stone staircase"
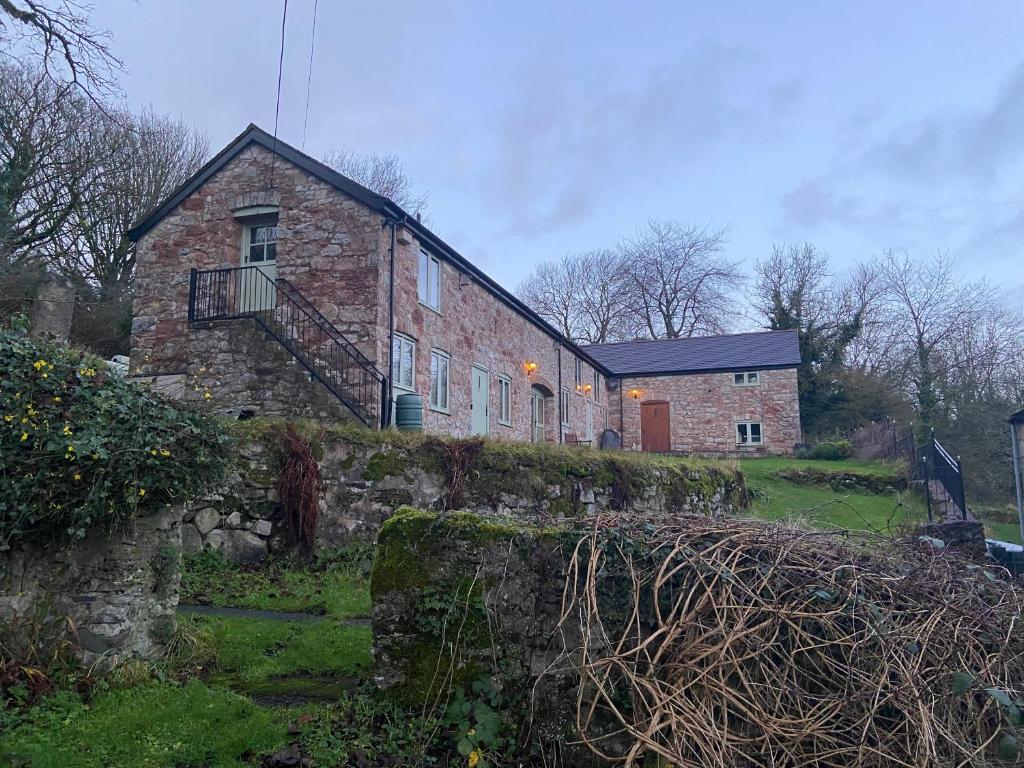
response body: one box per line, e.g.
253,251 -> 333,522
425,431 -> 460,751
927,478 -> 974,522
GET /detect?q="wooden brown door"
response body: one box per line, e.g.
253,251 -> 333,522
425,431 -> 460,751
640,401 -> 670,452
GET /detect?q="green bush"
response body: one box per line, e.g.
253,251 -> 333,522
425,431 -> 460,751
0,328 -> 230,548
805,439 -> 855,461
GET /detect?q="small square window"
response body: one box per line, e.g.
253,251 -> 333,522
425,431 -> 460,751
733,371 -> 759,386
736,421 -> 763,445
245,223 -> 278,265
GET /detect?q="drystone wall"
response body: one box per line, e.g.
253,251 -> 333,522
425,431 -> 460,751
371,508 -> 630,764
0,506 -> 183,661
182,423 -> 748,562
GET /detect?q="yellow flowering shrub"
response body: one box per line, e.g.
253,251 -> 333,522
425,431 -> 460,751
0,328 -> 231,548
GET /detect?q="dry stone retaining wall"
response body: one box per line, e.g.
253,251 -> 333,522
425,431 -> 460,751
181,424 -> 748,562
0,506 -> 184,661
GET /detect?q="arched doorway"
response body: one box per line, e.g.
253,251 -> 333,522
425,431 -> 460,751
530,383 -> 554,442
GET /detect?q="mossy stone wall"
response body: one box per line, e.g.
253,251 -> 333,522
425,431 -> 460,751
0,506 -> 184,661
183,421 -> 748,562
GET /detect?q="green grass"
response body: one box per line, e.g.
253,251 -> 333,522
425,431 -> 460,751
190,614 -> 372,686
984,520 -> 1022,544
181,550 -> 371,619
740,456 -> 925,533
1,682 -> 286,768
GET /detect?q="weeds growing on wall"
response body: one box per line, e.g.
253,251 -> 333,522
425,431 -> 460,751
438,437 -> 485,510
0,328 -> 231,548
0,611 -> 86,711
277,424 -> 322,552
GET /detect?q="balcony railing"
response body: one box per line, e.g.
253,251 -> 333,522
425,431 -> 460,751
187,266 -> 387,428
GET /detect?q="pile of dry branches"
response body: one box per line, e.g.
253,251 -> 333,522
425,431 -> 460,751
558,516 -> 1024,767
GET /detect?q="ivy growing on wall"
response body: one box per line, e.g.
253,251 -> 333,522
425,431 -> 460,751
0,328 -> 231,549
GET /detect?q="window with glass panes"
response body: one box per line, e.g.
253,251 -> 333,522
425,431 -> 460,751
736,421 -> 763,445
429,350 -> 449,411
418,250 -> 441,310
498,376 -> 511,424
392,334 -> 415,390
245,223 -> 277,263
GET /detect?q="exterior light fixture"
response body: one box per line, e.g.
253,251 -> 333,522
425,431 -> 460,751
524,361 -> 538,377
628,387 -> 644,400
583,383 -> 593,393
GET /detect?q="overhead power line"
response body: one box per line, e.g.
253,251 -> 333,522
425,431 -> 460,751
269,0 -> 289,188
302,0 -> 319,151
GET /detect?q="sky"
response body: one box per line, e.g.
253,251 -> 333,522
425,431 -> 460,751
94,1 -> 1024,299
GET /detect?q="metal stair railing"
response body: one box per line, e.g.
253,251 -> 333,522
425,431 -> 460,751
187,266 -> 387,428
925,433 -> 967,521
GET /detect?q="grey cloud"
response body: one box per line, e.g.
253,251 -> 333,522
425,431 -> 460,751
864,59 -> 1024,184
482,43 -> 803,238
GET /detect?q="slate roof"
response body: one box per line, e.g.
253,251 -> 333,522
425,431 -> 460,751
125,124 -> 613,373
584,329 -> 802,377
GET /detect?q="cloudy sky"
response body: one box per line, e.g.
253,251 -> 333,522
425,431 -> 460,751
95,1 -> 1024,296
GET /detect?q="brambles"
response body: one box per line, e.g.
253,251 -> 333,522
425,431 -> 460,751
562,515 -> 1024,766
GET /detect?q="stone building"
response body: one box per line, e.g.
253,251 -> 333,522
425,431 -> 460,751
128,124 -> 801,454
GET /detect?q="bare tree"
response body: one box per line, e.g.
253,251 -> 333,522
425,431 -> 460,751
50,107 -> 208,297
323,148 -> 427,217
0,62 -> 94,263
0,0 -> 121,101
517,249 -> 631,343
874,250 -> 990,432
753,243 -> 876,436
618,220 -> 740,338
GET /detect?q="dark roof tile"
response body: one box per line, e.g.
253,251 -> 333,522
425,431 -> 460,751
584,330 -> 801,376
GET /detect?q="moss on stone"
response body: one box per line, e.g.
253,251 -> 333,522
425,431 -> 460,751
362,450 -> 410,482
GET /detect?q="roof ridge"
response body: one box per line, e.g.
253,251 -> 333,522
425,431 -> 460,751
583,328 -> 797,349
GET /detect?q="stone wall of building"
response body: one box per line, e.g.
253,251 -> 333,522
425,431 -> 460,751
0,507 -> 184,662
388,225 -> 609,443
611,368 -> 801,455
131,143 -> 385,376
181,425 -> 748,562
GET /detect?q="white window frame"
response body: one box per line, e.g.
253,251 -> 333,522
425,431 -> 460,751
561,388 -> 571,426
392,334 -> 416,391
733,371 -> 760,386
593,371 -> 600,402
574,358 -> 583,390
418,250 -> 441,311
243,221 -> 278,264
497,375 -> 512,426
736,421 -> 763,445
429,349 -> 450,413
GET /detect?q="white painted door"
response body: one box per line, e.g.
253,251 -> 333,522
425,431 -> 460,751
240,222 -> 278,312
585,401 -> 594,443
471,366 -> 489,436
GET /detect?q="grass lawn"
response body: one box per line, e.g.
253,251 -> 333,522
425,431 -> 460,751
180,550 -> 372,619
1,682 -> 286,768
739,456 -> 926,533
192,614 -> 372,687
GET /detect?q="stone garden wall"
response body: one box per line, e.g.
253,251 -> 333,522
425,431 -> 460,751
181,422 -> 749,562
0,506 -> 184,661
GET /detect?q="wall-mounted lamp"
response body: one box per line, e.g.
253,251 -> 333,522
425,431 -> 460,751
628,387 -> 644,400
524,361 -> 538,377
583,383 -> 593,393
